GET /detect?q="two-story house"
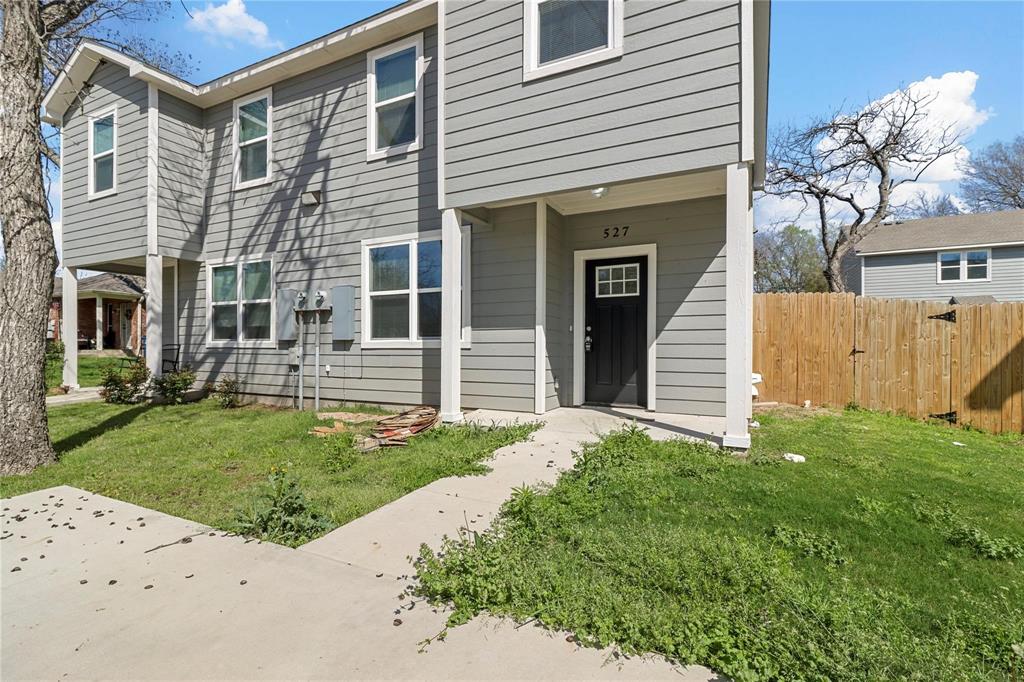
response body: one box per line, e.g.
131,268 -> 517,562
44,0 -> 770,448
846,211 -> 1024,302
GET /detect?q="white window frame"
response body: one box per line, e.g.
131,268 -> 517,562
366,34 -> 424,161
594,262 -> 640,298
233,88 -> 273,190
936,248 -> 992,283
522,0 -> 624,82
87,106 -> 118,200
360,228 -> 471,349
206,254 -> 276,348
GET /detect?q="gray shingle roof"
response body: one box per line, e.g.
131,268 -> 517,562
52,273 -> 144,298
855,210 -> 1024,255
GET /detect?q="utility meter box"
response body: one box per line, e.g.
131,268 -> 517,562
331,285 -> 355,341
277,288 -> 299,341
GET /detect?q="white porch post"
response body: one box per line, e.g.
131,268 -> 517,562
94,295 -> 104,350
440,208 -> 463,422
62,267 -> 79,389
534,200 -> 547,415
146,254 -> 163,377
724,162 -> 753,449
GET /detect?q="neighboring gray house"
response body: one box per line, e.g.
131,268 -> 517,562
44,0 -> 770,448
847,211 -> 1024,301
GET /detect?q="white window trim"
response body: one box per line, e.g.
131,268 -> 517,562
206,254 -> 276,348
594,262 -> 640,298
936,248 -> 992,284
87,106 -> 118,200
366,34 -> 424,161
360,228 -> 471,349
233,88 -> 273,190
522,0 -> 624,83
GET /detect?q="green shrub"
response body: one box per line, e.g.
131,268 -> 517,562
232,468 -> 330,546
101,362 -> 150,404
213,375 -> 245,408
152,366 -> 197,404
44,340 -> 65,389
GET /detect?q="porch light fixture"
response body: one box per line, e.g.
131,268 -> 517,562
300,190 -> 322,207
591,187 -> 608,199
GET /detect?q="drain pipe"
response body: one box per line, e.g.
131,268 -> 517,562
313,291 -> 326,411
296,293 -> 307,410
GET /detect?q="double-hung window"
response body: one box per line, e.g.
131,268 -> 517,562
361,230 -> 471,348
523,0 -> 624,81
234,89 -> 272,188
209,257 -> 275,345
88,107 -> 117,198
366,34 -> 423,160
937,249 -> 991,283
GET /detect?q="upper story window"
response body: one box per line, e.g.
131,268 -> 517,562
937,249 -> 991,283
88,107 -> 117,199
360,229 -> 471,348
208,257 -> 275,345
366,34 -> 423,161
523,0 -> 624,82
234,89 -> 272,189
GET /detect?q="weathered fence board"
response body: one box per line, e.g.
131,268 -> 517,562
753,293 -> 1024,434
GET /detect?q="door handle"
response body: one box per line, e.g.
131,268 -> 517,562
584,335 -> 593,352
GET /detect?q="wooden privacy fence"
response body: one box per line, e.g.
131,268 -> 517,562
753,293 -> 1024,434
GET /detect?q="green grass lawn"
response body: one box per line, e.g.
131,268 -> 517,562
0,400 -> 536,544
45,354 -> 124,390
415,408 -> 1024,681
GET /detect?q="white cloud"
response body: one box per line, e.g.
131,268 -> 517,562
756,70 -> 990,231
187,0 -> 284,50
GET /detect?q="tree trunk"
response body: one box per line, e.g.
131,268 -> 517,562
0,0 -> 60,474
823,248 -> 848,294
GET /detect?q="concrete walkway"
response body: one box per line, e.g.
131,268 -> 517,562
2,408 -> 722,680
46,386 -> 103,406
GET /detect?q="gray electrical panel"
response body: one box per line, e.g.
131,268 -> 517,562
331,285 -> 354,341
277,288 -> 298,341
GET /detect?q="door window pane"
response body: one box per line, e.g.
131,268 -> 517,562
371,295 -> 410,339
238,98 -> 268,142
243,261 -> 272,299
376,98 -> 416,149
375,47 -> 416,101
243,302 -> 272,340
94,156 -> 114,193
418,292 -> 442,338
212,266 -> 237,302
595,262 -> 640,297
538,0 -> 609,65
240,140 -> 268,182
93,116 -> 114,154
370,244 -> 409,291
418,240 -> 442,289
212,305 -> 237,341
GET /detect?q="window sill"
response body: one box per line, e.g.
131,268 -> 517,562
367,139 -> 422,162
522,45 -> 623,83
937,278 -> 992,284
88,189 -> 118,201
361,338 -> 472,351
207,340 -> 276,349
233,176 -> 273,192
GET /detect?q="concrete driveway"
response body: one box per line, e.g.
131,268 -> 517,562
2,408 -> 721,680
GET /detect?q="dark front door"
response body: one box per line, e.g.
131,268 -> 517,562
584,256 -> 647,407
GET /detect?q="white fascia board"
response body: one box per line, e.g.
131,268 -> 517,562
43,0 -> 436,124
859,240 -> 1024,257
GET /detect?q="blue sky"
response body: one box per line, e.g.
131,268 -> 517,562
47,0 -> 1024,257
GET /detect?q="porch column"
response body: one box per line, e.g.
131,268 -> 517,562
95,295 -> 104,350
534,200 -> 547,415
146,254 -> 163,377
62,267 -> 79,389
440,208 -> 463,422
724,162 -> 753,449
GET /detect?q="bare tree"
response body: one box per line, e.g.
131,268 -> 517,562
765,88 -> 963,292
1,0 -> 187,474
960,135 -> 1024,212
754,224 -> 828,293
904,191 -> 961,219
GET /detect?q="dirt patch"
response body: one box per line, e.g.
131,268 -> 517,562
754,403 -> 840,419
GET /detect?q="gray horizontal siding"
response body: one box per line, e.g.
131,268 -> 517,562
62,62 -> 148,267
863,246 -> 1024,302
158,93 -> 205,260
443,0 -> 742,208
558,197 -> 728,417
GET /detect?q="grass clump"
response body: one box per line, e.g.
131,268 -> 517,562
232,467 -> 330,545
414,411 -> 1024,681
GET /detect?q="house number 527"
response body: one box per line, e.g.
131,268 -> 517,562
603,225 -> 630,239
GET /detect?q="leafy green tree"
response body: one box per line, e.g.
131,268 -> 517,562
754,224 -> 828,293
